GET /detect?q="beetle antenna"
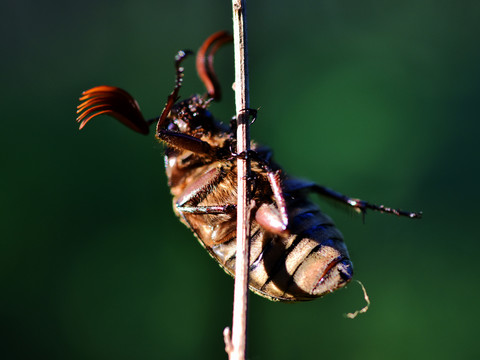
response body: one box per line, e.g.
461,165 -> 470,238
196,31 -> 233,101
76,86 -> 149,134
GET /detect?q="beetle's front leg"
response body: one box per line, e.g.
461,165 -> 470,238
157,129 -> 232,160
157,130 -> 213,155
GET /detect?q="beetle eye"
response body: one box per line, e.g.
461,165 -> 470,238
168,123 -> 179,131
173,119 -> 188,132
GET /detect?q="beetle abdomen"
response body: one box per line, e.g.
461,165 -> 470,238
207,197 -> 353,302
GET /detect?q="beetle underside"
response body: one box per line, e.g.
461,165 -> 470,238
76,31 -> 422,302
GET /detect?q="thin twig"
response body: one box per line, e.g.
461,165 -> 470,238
224,1 -> 250,360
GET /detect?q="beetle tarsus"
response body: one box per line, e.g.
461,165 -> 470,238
308,184 -> 422,219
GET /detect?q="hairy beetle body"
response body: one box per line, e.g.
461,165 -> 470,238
164,106 -> 352,300
77,31 -> 421,302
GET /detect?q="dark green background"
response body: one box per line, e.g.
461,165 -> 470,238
2,1 -> 479,359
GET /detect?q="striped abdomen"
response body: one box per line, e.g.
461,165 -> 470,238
177,175 -> 353,302
209,195 -> 352,301
168,156 -> 353,302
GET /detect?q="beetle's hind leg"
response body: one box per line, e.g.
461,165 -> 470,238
310,184 -> 422,219
285,179 -> 422,219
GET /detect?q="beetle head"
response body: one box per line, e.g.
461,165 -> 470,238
166,96 -> 215,133
77,32 -> 232,138
155,30 -> 233,137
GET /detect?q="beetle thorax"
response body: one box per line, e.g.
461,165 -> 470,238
162,95 -> 232,194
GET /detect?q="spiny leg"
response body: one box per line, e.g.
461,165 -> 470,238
236,149 -> 289,232
175,167 -> 237,215
306,183 -> 422,219
155,50 -> 193,132
157,127 -> 235,160
157,130 -> 213,155
154,49 -> 230,158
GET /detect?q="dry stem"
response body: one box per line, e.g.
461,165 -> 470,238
224,1 -> 250,360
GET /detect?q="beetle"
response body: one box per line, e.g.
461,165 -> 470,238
77,31 -> 421,302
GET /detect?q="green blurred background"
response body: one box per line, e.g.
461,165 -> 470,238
2,0 -> 479,359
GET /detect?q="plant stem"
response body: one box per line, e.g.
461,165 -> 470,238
225,1 -> 250,360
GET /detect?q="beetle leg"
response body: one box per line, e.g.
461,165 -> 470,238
284,179 -> 422,219
265,170 -> 289,229
157,129 -> 232,160
244,108 -> 258,125
175,167 -> 237,214
252,170 -> 289,235
255,203 -> 289,235
177,204 -> 237,214
156,129 -> 213,155
229,116 -> 237,132
155,50 -> 193,131
311,184 -> 422,219
236,150 -> 289,232
229,108 -> 258,133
